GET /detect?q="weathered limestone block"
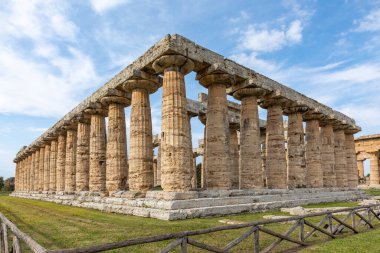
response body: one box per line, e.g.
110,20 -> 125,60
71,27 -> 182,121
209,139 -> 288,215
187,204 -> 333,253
320,124 -> 336,187
285,107 -> 307,189
56,134 -> 66,192
261,99 -> 287,189
49,140 -> 58,192
87,109 -> 107,193
34,150 -> 40,191
65,128 -> 77,193
124,76 -> 159,193
334,129 -> 348,187
234,88 -> 266,189
305,116 -> 323,188
357,159 -> 364,179
76,118 -> 90,192
38,147 -> 45,192
197,70 -> 233,190
101,95 -> 130,195
369,152 -> 379,186
345,132 -> 358,188
43,144 -> 51,191
229,125 -> 239,189
152,55 -> 194,192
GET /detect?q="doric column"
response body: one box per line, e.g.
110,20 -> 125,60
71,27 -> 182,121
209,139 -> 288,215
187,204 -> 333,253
229,124 -> 239,189
357,159 -> 364,179
43,143 -> 51,192
28,154 -> 33,191
14,161 -> 19,191
320,123 -> 336,187
38,147 -> 45,192
101,93 -> 130,195
65,126 -> 77,193
260,98 -> 287,189
56,133 -> 66,192
156,143 -> 162,186
369,152 -> 379,186
198,114 -> 207,188
85,106 -> 107,194
234,87 -> 266,189
260,131 -> 267,187
284,106 -> 308,188
34,150 -> 40,191
153,157 -> 158,186
304,113 -> 323,188
17,160 -> 22,191
29,152 -> 35,191
75,115 -> 91,192
124,73 -> 159,193
188,113 -> 197,189
345,130 -> 359,188
197,67 -> 234,190
334,128 -> 348,187
152,55 -> 194,192
49,139 -> 58,192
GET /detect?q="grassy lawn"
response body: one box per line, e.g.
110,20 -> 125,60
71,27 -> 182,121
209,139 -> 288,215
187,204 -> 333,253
364,189 -> 380,196
0,196 -> 378,252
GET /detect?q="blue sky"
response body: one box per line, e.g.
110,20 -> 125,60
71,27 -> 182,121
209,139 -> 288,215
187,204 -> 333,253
1,0 -> 380,179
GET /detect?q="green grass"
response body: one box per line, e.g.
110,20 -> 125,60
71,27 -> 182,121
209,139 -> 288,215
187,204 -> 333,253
0,191 -> 11,196
0,196 -> 378,252
302,201 -> 358,208
364,189 -> 380,196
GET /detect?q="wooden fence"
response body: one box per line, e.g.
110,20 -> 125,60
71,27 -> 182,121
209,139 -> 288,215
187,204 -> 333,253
1,204 -> 380,253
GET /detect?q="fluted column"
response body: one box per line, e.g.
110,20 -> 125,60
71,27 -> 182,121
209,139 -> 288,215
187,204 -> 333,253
101,95 -> 130,195
357,159 -> 364,179
188,113 -> 197,189
38,147 -> 45,192
334,128 -> 348,187
152,55 -> 194,192
43,144 -> 51,191
229,124 -> 239,189
124,75 -> 159,193
49,139 -> 58,192
85,107 -> 107,193
65,127 -> 77,193
75,116 -> 91,192
285,107 -> 307,188
27,155 -> 33,191
56,133 -> 66,192
156,144 -> 162,186
345,131 -> 359,188
30,152 -> 36,192
198,115 -> 207,188
260,132 -> 267,187
197,69 -> 234,190
234,88 -> 266,189
369,152 -> 379,186
320,123 -> 336,187
304,114 -> 323,188
34,150 -> 40,191
261,99 -> 287,189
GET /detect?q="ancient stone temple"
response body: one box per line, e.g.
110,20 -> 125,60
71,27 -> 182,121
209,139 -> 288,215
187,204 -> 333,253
12,34 -> 364,220
355,134 -> 380,186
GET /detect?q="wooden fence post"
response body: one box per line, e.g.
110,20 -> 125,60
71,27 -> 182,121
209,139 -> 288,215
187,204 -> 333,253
12,236 -> 21,253
2,223 -> 8,253
253,226 -> 259,253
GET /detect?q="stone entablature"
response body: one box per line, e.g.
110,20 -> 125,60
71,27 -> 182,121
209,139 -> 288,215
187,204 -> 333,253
14,34 -> 360,197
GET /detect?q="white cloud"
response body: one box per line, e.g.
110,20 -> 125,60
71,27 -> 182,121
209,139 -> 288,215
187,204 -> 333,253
0,1 -> 100,117
238,20 -> 303,53
90,0 -> 129,13
354,9 -> 380,32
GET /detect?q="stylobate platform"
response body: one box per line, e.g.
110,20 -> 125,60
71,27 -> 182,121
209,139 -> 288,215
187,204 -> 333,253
11,188 -> 367,220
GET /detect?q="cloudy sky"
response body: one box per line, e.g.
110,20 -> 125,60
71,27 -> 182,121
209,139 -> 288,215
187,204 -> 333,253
1,0 -> 379,178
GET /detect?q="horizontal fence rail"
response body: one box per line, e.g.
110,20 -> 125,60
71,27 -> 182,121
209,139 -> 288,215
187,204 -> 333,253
2,204 -> 380,253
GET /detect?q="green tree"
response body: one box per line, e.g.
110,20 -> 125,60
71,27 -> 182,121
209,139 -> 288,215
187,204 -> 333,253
4,177 -> 15,191
0,176 -> 4,191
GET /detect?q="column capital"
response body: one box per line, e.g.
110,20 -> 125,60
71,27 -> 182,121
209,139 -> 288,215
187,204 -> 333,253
233,87 -> 267,100
75,113 -> 91,124
259,97 -> 289,109
84,102 -> 108,116
344,126 -> 361,135
198,113 -> 207,125
283,104 -> 309,115
303,110 -> 325,121
152,54 -> 194,75
123,79 -> 160,95
101,95 -> 130,107
196,64 -> 236,88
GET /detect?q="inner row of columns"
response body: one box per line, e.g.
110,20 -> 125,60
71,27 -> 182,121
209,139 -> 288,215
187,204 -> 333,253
14,54 -> 359,194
